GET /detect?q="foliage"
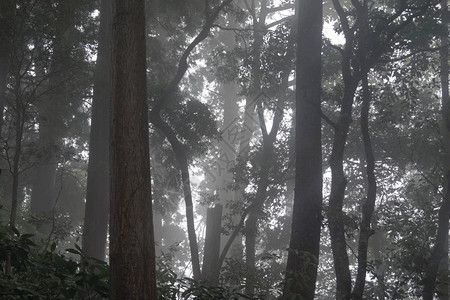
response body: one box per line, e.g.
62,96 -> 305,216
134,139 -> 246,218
0,224 -> 109,299
0,224 -> 259,299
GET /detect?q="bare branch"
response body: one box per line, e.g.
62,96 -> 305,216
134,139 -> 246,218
266,3 -> 295,14
266,15 -> 293,29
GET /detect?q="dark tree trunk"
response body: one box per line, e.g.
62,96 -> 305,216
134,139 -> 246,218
282,0 -> 323,298
328,82 -> 358,300
327,1 -> 433,298
148,0 -> 233,281
9,70 -> 25,230
109,0 -> 156,298
423,0 -> 450,299
0,1 -> 14,135
352,73 -> 377,300
352,4 -> 378,298
82,0 -> 111,262
202,205 -> 222,285
150,113 -> 202,280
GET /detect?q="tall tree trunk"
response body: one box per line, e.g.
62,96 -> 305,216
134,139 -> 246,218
282,0 -> 323,299
352,72 -> 377,300
150,113 -> 202,280
328,83 -> 358,300
30,2 -> 74,235
352,4 -> 377,297
202,204 -> 222,285
82,0 -> 111,262
149,0 -> 233,281
216,81 -> 240,260
423,0 -> 450,298
201,81 -> 239,285
0,1 -> 15,135
30,106 -> 58,235
9,70 -> 25,230
109,0 -> 156,298
244,144 -> 272,295
240,2 -> 267,295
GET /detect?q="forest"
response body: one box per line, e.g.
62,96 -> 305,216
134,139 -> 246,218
0,0 -> 449,299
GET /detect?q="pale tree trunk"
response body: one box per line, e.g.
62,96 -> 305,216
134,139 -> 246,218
30,2 -> 74,235
369,231 -> 387,299
282,0 -> 323,299
82,0 -> 111,262
423,0 -> 450,298
30,111 -> 58,235
210,3 -> 244,263
202,81 -> 239,284
216,82 -> 239,258
109,0 -> 156,297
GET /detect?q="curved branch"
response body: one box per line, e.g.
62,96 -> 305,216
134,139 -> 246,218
149,112 -> 202,280
152,0 -> 234,113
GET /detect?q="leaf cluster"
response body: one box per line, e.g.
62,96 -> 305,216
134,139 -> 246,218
0,225 -> 108,299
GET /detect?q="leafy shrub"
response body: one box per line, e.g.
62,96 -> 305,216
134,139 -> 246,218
0,225 -> 253,299
0,225 -> 108,299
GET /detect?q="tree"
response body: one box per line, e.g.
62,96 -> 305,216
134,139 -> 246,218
149,0 -> 233,280
109,0 -> 156,297
0,0 -> 15,135
82,0 -> 111,262
325,1 -> 438,298
29,0 -> 94,235
282,0 -> 323,299
423,0 -> 450,298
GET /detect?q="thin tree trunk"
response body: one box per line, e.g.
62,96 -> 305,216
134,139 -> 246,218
282,0 -> 323,298
327,81 -> 358,300
352,72 -> 377,300
148,0 -> 233,281
150,113 -> 202,280
244,153 -> 271,295
109,0 -> 156,297
423,0 -> 450,298
82,0 -> 111,262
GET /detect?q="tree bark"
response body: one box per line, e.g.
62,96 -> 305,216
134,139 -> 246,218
423,0 -> 450,298
148,0 -> 234,281
109,0 -> 156,298
149,112 -> 202,280
282,0 -> 323,299
352,4 -> 377,298
0,0 -> 15,135
30,1 -> 74,235
202,204 -> 222,285
327,1 -> 435,298
352,73 -> 377,300
82,0 -> 111,262
9,68 -> 25,230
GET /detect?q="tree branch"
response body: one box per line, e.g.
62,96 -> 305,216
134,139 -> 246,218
152,0 -> 234,114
